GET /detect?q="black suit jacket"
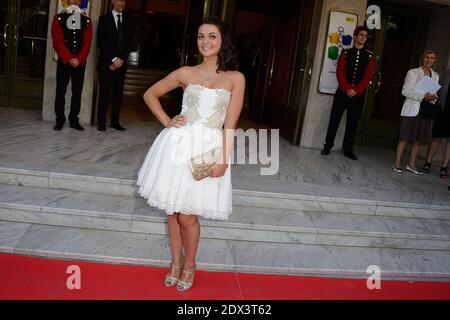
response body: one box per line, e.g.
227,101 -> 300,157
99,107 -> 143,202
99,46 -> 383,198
97,12 -> 134,68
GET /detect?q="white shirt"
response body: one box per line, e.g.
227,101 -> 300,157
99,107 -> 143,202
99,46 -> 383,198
112,9 -> 123,29
400,67 -> 440,117
111,10 -> 124,63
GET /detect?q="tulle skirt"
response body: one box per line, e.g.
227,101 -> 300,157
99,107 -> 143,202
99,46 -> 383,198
137,124 -> 232,220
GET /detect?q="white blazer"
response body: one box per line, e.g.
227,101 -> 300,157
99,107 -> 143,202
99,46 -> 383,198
400,67 -> 440,117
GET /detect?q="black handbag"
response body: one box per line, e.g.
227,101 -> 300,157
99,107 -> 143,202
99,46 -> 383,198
419,101 -> 443,119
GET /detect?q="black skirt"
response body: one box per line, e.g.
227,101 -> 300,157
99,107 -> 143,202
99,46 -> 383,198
432,110 -> 450,138
398,115 -> 432,144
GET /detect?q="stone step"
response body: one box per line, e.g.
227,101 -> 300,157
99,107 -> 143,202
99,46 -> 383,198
1,185 -> 449,251
2,167 -> 450,221
125,67 -> 167,79
124,68 -> 167,95
2,220 -> 450,281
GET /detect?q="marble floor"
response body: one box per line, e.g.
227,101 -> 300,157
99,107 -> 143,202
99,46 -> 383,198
1,107 -> 450,206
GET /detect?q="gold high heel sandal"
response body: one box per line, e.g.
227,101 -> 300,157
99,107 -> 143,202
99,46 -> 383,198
164,263 -> 182,287
176,268 -> 195,292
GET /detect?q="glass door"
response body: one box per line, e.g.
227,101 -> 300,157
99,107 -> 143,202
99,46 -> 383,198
0,0 -> 50,109
0,0 -> 9,106
358,1 -> 429,147
247,0 -> 314,144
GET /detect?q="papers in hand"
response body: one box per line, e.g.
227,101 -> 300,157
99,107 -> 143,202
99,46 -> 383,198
414,77 -> 441,94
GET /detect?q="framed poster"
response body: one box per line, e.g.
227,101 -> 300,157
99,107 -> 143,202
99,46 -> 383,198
58,0 -> 90,14
318,10 -> 358,94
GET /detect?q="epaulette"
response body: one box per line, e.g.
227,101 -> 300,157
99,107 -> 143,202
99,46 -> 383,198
56,10 -> 65,20
364,48 -> 373,58
81,12 -> 91,23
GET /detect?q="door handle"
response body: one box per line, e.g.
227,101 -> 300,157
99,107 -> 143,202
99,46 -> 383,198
12,25 -> 18,48
288,66 -> 305,71
184,51 -> 188,66
22,36 -> 47,41
183,35 -> 190,66
373,71 -> 382,93
268,48 -> 276,85
3,23 -> 8,47
22,36 -> 47,55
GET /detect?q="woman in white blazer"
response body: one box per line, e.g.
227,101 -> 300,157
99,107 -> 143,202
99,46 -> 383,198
392,50 -> 439,175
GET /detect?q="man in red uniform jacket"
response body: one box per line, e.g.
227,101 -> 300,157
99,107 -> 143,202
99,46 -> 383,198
321,26 -> 375,160
51,0 -> 92,131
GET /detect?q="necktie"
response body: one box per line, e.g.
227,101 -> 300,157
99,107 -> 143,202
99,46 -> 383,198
117,14 -> 124,49
117,14 -> 122,29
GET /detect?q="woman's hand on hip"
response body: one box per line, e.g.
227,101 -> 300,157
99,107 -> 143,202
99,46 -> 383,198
167,114 -> 187,128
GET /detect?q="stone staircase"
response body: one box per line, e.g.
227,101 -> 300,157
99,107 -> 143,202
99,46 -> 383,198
123,67 -> 168,96
1,166 -> 450,281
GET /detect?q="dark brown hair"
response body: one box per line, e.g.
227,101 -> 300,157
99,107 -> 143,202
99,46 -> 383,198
353,25 -> 369,36
200,16 -> 238,72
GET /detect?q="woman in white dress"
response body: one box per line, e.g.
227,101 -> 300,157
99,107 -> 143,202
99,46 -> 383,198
137,16 -> 245,292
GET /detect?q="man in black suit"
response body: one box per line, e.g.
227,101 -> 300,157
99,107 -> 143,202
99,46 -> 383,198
97,0 -> 134,131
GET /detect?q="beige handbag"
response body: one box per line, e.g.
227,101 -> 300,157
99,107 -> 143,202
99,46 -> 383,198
189,148 -> 221,181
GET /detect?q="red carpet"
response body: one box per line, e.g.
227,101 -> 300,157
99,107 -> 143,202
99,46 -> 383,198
1,253 -> 449,300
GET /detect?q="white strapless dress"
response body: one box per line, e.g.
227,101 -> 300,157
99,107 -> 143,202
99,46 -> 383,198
137,84 -> 232,220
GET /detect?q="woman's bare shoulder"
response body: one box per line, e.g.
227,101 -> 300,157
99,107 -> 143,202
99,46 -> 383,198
229,71 -> 245,87
168,66 -> 197,86
173,66 -> 194,77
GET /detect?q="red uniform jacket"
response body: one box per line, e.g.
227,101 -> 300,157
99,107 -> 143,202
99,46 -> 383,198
336,47 -> 375,96
51,12 -> 92,65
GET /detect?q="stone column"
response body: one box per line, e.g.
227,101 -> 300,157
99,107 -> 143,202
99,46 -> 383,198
42,1 -> 102,125
300,0 -> 367,150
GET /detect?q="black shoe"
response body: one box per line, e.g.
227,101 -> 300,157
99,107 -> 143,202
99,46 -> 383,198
110,123 -> 125,131
343,151 -> 358,160
421,161 -> 431,173
320,147 -> 331,156
69,123 -> 85,131
97,123 -> 106,131
53,123 -> 64,131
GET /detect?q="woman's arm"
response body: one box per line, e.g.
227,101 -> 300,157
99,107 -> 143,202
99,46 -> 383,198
401,69 -> 425,102
211,72 -> 245,177
143,67 -> 189,128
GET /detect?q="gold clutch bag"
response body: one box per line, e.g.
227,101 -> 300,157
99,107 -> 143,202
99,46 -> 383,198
189,148 -> 221,181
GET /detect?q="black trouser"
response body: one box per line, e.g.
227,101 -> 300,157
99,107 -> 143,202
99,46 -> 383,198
324,89 -> 365,152
97,64 -> 127,126
54,60 -> 86,125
